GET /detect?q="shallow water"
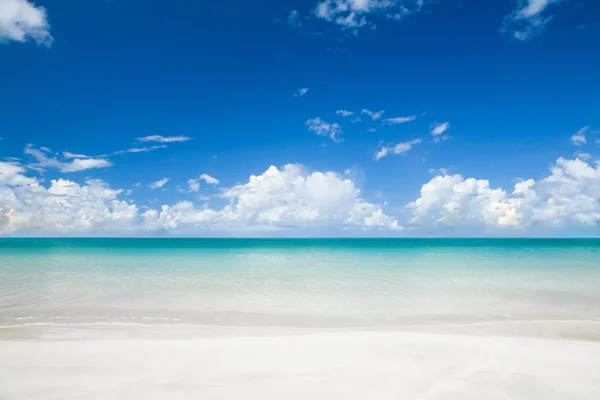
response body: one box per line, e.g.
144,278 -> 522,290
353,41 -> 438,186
2,238 -> 600,327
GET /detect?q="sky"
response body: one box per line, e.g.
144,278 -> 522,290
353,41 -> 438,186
0,0 -> 599,237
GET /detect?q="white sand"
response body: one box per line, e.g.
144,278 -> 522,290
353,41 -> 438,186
1,325 -> 600,399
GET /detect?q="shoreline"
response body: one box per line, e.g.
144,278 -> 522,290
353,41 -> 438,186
2,318 -> 600,341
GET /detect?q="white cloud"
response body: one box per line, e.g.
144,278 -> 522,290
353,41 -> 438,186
149,178 -> 169,190
63,159 -> 112,173
364,209 -> 400,229
430,121 -> 450,142
571,126 -> 588,146
431,121 -> 450,136
501,0 -> 567,41
216,164 -> 397,230
361,109 -> 385,120
0,161 -> 398,234
113,145 -> 167,155
287,9 -> 302,28
0,161 -> 37,186
0,0 -> 52,45
0,165 -> 136,235
62,151 -> 90,159
306,118 -> 342,142
376,139 -> 422,160
137,135 -> 191,143
407,157 -> 600,231
384,116 -> 416,125
375,147 -> 389,160
188,174 -> 220,192
3,154 -> 600,235
199,173 -> 219,185
336,109 -> 355,117
294,88 -> 309,97
313,0 -> 425,33
25,145 -> 112,173
188,180 -> 201,193
575,152 -> 592,161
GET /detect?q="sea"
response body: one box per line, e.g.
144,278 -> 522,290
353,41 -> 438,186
2,238 -> 600,328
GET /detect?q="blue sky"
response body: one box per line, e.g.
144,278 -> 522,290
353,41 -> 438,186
0,0 -> 599,236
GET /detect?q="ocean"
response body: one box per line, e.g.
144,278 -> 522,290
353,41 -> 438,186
1,238 -> 600,399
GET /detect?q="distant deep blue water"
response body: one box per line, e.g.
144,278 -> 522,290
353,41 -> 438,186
2,238 -> 600,250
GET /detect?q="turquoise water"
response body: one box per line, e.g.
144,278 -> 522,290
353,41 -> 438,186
1,239 -> 600,327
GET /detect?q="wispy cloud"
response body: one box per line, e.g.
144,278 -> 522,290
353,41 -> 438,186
113,145 -> 167,155
25,145 -> 111,173
375,139 -> 422,160
63,151 -> 90,159
0,0 -> 52,46
313,0 -> 426,34
149,178 -> 169,190
571,126 -> 588,146
500,0 -> 569,41
294,88 -> 309,97
336,109 -> 354,117
431,121 -> 450,136
137,135 -> 191,143
188,173 -> 220,192
306,118 -> 343,142
287,9 -> 302,28
384,115 -> 417,125
368,115 -> 417,132
361,109 -> 385,121
575,151 -> 592,161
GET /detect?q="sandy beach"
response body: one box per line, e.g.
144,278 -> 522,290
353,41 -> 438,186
2,322 -> 600,399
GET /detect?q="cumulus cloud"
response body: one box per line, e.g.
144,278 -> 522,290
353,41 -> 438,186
25,145 -> 112,173
306,118 -> 343,142
0,161 -> 37,186
571,126 -> 588,146
0,163 -> 136,235
217,164 -> 398,230
313,0 -> 426,33
137,135 -> 191,143
407,157 -> 600,232
361,109 -> 385,120
149,178 -> 169,190
336,109 -> 355,117
501,0 -> 568,41
3,154 -> 600,235
188,174 -> 220,192
0,162 -> 398,234
0,0 -> 52,45
294,88 -> 309,97
375,139 -> 422,160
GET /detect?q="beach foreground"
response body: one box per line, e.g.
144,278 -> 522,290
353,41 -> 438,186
2,324 -> 600,399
